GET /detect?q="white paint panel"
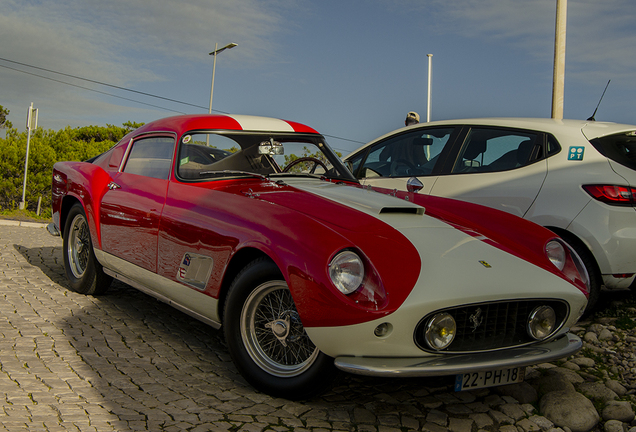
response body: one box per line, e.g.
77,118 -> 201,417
285,179 -> 445,229
227,115 -> 295,132
430,161 -> 547,218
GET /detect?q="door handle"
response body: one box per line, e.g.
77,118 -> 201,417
107,182 -> 121,190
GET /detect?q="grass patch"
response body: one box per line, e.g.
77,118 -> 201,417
0,208 -> 51,222
615,316 -> 636,330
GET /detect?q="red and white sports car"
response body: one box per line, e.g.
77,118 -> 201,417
49,114 -> 589,399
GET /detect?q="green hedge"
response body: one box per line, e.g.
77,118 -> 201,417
0,121 -> 142,217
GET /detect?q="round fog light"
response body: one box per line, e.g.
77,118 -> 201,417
424,313 -> 456,350
527,306 -> 556,340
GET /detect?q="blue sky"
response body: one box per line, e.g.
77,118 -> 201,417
1,0 -> 635,156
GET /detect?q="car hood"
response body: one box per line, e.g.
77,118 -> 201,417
250,178 -> 586,323
257,178 -> 447,231
254,178 -> 575,286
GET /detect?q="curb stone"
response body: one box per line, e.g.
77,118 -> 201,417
0,219 -> 48,228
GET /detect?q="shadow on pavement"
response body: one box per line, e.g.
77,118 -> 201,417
13,243 -> 467,429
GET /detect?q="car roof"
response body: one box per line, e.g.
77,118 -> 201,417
130,114 -> 320,137
358,117 -> 636,151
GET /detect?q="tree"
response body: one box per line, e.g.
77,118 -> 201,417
0,105 -> 12,129
0,121 -> 143,216
282,146 -> 342,173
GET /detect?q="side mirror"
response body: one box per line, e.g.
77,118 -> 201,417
407,177 -> 424,193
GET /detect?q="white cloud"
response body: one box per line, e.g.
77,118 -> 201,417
29,0 -> 290,65
416,0 -> 636,85
1,0 -> 294,75
0,0 -> 297,129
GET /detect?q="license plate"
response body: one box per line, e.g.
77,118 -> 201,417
454,367 -> 525,391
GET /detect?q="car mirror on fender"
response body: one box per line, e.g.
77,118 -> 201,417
407,177 -> 424,193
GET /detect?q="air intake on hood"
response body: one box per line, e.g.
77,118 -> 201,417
379,207 -> 425,215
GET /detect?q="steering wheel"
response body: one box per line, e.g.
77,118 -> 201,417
283,157 -> 328,174
390,159 -> 418,176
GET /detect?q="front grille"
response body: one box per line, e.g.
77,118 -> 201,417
414,300 -> 569,353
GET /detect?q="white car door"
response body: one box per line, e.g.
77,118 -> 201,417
429,127 -> 548,218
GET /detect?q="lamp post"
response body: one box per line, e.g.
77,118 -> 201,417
551,0 -> 567,119
426,54 -> 433,122
209,42 -> 238,113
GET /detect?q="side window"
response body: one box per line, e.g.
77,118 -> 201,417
452,128 -> 539,174
358,128 -> 454,178
123,137 -> 174,179
546,134 -> 561,157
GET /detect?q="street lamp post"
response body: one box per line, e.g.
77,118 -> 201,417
426,54 -> 433,122
209,42 -> 238,113
551,0 -> 567,120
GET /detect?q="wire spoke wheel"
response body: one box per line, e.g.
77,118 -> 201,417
240,281 -> 319,377
67,213 -> 90,279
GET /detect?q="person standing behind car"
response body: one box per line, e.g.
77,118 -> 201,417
405,111 -> 420,126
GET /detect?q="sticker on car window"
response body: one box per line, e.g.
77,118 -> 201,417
182,135 -> 192,144
180,156 -> 189,165
568,146 -> 585,161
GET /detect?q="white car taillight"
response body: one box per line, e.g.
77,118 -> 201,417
583,184 -> 636,207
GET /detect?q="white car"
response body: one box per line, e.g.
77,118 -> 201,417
345,118 -> 636,310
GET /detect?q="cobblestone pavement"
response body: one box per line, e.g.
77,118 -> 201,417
1,222 -> 635,432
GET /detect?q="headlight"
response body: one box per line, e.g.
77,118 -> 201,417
545,240 -> 566,271
329,250 -> 364,295
527,306 -> 556,340
424,313 -> 456,350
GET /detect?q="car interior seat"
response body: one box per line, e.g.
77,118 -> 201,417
456,138 -> 487,172
516,139 -> 535,166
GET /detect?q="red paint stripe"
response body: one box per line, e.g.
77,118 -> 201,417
282,120 -> 319,134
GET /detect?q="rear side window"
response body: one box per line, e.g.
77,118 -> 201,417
547,134 -> 561,157
123,137 -> 174,179
452,128 -> 539,174
590,131 -> 636,171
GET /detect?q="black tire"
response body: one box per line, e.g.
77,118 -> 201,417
560,235 -> 601,314
62,203 -> 112,295
223,258 -> 336,400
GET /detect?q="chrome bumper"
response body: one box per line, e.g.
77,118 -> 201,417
334,332 -> 581,377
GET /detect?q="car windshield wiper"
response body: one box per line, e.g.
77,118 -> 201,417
269,172 -> 324,179
198,170 -> 268,180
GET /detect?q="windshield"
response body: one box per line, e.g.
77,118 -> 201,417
176,131 -> 356,182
